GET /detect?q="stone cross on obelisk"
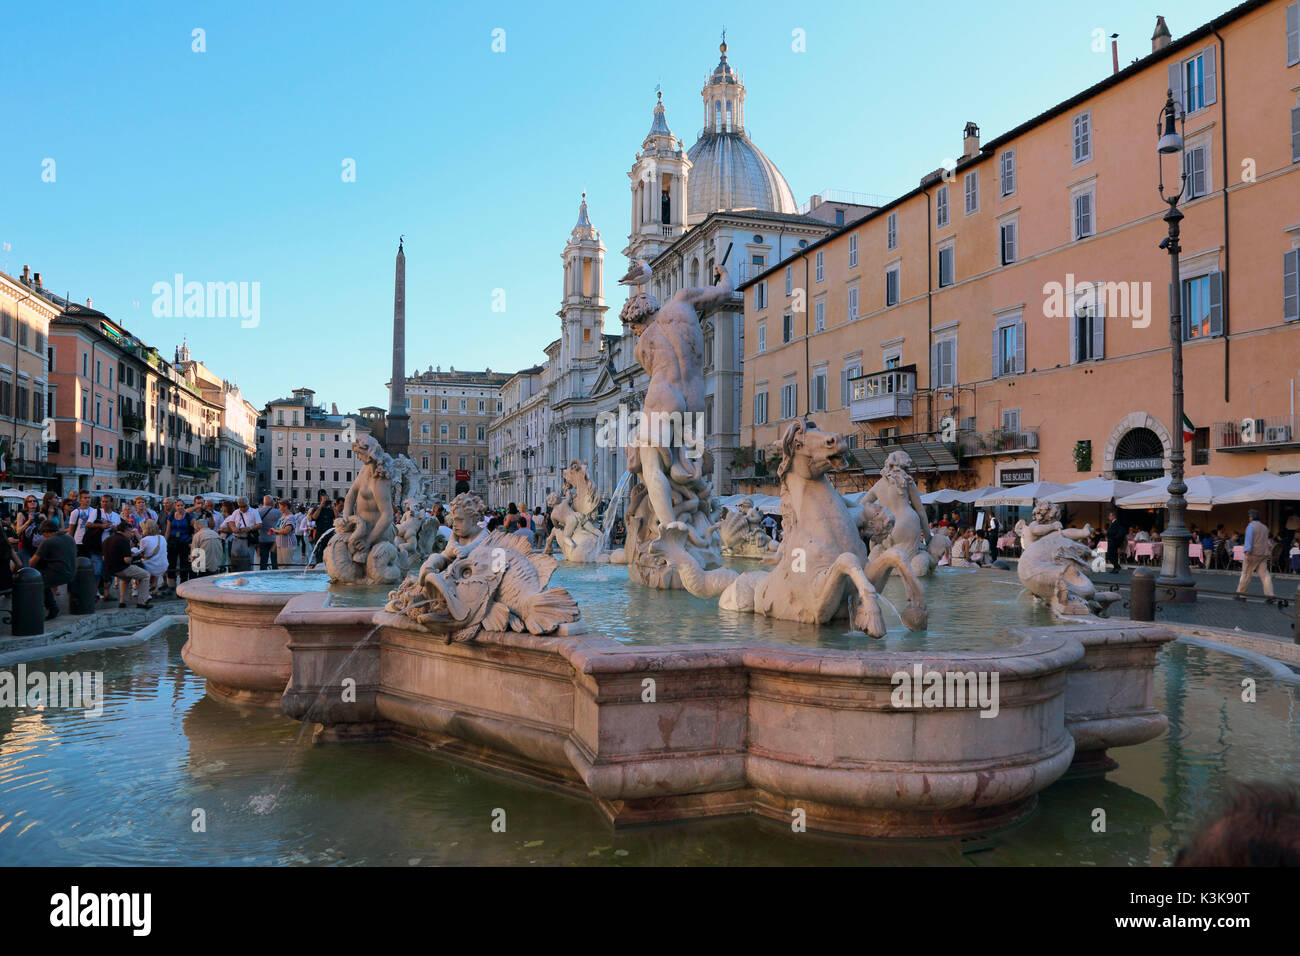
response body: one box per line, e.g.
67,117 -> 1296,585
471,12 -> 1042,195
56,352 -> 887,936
385,236 -> 410,458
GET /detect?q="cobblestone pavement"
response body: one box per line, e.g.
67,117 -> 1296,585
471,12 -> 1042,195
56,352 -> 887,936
1090,567 -> 1298,642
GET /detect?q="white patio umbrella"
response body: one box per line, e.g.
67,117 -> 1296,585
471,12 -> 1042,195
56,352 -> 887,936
957,485 -> 1001,503
921,488 -> 966,505
0,488 -> 32,501
1115,475 -> 1251,510
1213,471 -> 1300,504
971,481 -> 1071,507
1042,477 -> 1149,504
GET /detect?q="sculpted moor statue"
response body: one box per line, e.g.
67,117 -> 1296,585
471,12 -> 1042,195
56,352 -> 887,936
709,497 -> 778,559
325,434 -> 401,584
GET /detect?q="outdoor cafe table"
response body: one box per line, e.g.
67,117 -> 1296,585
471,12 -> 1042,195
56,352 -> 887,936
1128,541 -> 1163,563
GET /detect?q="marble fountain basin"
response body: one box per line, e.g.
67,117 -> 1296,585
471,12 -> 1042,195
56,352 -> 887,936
173,562 -> 1176,840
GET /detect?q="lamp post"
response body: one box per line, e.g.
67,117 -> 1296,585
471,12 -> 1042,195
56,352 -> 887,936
1155,89 -> 1197,603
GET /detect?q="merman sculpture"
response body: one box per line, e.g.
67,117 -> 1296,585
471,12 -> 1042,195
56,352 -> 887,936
709,497 -> 778,558
862,449 -> 945,576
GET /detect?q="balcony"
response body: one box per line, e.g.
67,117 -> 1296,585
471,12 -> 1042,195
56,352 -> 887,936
118,457 -> 149,474
122,412 -> 145,432
849,367 -> 916,423
961,428 -> 1040,458
1213,415 -> 1299,452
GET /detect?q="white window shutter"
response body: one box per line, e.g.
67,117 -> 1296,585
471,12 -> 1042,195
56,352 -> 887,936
840,369 -> 849,406
1289,2 -> 1300,66
1168,62 -> 1184,113
1209,271 -> 1223,336
1203,46 -> 1217,106
1291,106 -> 1300,163
991,328 -> 1002,379
1283,249 -> 1299,322
1093,298 -> 1106,361
1069,310 -> 1080,365
943,340 -> 955,386
1015,320 -> 1026,373
931,343 -> 941,387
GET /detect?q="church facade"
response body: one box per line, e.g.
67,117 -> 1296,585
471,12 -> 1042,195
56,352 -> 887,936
486,41 -> 868,507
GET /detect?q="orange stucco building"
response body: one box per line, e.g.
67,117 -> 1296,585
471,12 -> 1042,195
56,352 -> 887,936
738,0 -> 1300,494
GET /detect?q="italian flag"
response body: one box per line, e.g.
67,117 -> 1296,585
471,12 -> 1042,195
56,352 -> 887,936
1182,413 -> 1196,443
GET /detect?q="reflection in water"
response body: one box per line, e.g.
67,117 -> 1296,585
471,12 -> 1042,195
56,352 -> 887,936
0,620 -> 1295,866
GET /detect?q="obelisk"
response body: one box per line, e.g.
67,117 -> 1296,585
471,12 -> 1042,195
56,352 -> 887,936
385,237 -> 410,458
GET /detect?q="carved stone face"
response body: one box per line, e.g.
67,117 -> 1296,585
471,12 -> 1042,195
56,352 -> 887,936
418,551 -> 504,635
447,494 -> 485,538
562,460 -> 587,489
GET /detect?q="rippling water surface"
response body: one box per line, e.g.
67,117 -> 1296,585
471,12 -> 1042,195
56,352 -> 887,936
0,608 -> 1295,866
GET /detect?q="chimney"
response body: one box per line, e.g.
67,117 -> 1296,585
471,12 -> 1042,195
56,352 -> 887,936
33,272 -> 42,292
808,194 -> 823,210
86,298 -> 92,308
1111,34 -> 1120,75
1152,16 -> 1171,52
21,265 -> 30,285
963,122 -> 980,159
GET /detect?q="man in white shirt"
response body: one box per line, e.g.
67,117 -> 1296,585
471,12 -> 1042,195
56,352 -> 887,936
1236,510 -> 1275,602
221,497 -> 262,571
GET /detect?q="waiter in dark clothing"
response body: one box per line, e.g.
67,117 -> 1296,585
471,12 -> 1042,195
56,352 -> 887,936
1106,510 -> 1127,573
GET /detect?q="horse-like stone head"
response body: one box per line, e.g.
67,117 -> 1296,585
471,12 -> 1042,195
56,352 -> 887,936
777,418 -> 849,482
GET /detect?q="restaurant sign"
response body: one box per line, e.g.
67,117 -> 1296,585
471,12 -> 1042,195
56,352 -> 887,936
999,468 -> 1035,486
1114,457 -> 1163,471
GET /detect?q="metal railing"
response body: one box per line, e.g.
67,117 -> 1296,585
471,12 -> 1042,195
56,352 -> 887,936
1213,415 -> 1298,449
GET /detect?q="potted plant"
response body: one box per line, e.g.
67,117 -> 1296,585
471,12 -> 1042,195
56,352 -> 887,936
1073,441 -> 1092,472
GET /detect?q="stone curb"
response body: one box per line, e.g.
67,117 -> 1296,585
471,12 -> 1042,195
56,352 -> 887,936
1172,624 -> 1300,668
0,601 -> 187,665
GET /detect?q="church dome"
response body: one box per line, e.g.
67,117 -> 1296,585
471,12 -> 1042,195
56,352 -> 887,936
685,41 -> 797,221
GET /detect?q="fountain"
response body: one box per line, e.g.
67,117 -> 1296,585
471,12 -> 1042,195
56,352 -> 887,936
174,265 -> 1178,840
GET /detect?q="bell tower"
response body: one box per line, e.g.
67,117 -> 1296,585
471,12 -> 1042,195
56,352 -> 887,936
625,90 -> 690,266
558,193 -> 607,368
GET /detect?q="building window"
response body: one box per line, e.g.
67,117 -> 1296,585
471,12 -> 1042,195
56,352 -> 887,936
1000,221 -> 1017,265
840,363 -> 861,406
1181,272 -> 1224,339
1072,111 -> 1092,164
931,338 -> 956,388
784,266 -> 793,296
811,370 -> 827,413
814,299 -> 826,332
1072,189 -> 1095,240
754,281 -> 767,310
993,316 -> 1025,378
780,382 -> 797,420
886,266 -> 900,306
815,250 -> 824,283
964,171 -> 978,215
847,286 -> 859,320
835,209 -> 845,226
1000,149 -> 1016,196
936,184 -> 949,227
937,245 -> 954,288
757,324 -> 766,354
886,212 -> 897,250
1288,3 -> 1299,66
1184,143 -> 1209,198
1192,427 -> 1210,466
1072,293 -> 1104,363
782,314 -> 793,344
753,390 -> 768,425
848,233 -> 858,268
1285,249 -> 1299,322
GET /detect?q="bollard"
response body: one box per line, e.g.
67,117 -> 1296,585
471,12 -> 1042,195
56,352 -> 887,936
70,557 -> 97,615
1129,568 -> 1156,622
12,566 -> 45,636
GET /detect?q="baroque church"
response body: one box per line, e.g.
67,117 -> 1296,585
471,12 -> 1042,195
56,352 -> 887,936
488,40 -> 870,509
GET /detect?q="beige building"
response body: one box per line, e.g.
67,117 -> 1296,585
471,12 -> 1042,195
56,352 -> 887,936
0,267 -> 58,492
257,388 -> 372,503
402,367 -> 508,501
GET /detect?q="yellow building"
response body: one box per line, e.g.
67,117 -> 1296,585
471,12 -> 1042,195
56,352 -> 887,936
739,0 -> 1300,493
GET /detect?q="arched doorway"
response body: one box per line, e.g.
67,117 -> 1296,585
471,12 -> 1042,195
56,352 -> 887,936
1113,427 -> 1166,480
1103,412 -> 1172,480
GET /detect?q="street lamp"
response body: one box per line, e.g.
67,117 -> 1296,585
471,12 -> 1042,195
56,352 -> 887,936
1155,89 -> 1196,603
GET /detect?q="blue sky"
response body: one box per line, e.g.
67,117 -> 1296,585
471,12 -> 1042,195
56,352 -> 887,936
1,0 -> 1232,413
